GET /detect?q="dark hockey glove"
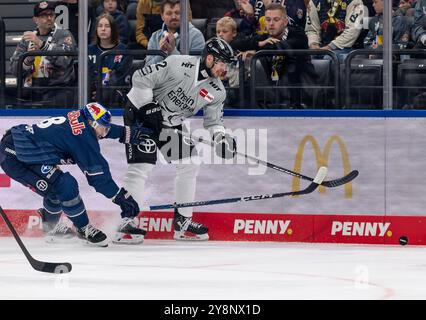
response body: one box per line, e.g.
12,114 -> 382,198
213,132 -> 237,159
112,188 -> 140,218
120,124 -> 153,144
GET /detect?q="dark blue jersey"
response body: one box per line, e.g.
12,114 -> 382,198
88,43 -> 132,87
10,110 -> 124,198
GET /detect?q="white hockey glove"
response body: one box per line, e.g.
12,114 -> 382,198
213,132 -> 237,159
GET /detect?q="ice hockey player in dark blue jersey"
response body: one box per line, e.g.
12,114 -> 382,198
0,103 -> 153,247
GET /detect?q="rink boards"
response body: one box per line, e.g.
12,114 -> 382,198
1,111 -> 426,245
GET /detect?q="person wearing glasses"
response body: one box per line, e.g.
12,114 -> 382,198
9,1 -> 77,108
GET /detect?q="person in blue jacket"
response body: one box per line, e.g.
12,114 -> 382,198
0,103 -> 152,247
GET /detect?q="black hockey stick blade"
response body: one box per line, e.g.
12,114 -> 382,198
149,167 -> 327,210
0,207 -> 72,274
321,170 -> 359,188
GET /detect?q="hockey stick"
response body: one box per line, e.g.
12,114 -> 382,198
174,129 -> 358,188
0,207 -> 72,274
148,166 -> 327,210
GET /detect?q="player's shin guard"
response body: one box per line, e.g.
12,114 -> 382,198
39,197 -> 77,243
61,195 -> 89,229
174,163 -> 199,218
40,197 -> 62,232
123,163 -> 154,206
173,208 -> 209,241
113,217 -> 146,244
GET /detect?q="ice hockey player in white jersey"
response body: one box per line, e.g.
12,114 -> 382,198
124,37 -> 237,241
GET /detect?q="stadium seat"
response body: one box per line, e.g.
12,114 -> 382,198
127,20 -> 137,46
206,18 -> 219,40
309,59 -> 333,108
126,2 -> 137,20
346,58 -> 383,109
396,59 -> 426,109
191,18 -> 207,39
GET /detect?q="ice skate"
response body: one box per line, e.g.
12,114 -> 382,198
37,208 -> 77,243
113,217 -> 146,244
44,221 -> 77,243
77,224 -> 108,247
173,209 -> 209,241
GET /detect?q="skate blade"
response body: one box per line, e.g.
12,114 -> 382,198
112,233 -> 144,245
78,237 -> 109,248
44,235 -> 78,244
173,231 -> 209,241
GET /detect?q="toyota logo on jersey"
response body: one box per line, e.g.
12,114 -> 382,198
199,89 -> 214,103
137,138 -> 157,154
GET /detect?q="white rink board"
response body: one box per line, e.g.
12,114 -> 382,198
0,116 -> 424,216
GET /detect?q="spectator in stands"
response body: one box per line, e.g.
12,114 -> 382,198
364,0 -> 411,50
190,0 -> 235,19
238,0 -> 307,34
94,0 -> 128,14
136,0 -> 193,49
411,0 -> 426,47
305,0 -> 364,60
88,13 -> 132,105
394,0 -> 416,16
10,1 -> 77,107
215,17 -> 242,107
224,0 -> 256,36
232,3 -> 316,108
145,0 -> 205,66
56,0 -> 96,44
97,0 -> 129,44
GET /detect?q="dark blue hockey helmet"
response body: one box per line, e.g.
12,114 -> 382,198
82,102 -> 112,134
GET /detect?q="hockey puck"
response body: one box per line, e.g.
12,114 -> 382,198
399,236 -> 408,246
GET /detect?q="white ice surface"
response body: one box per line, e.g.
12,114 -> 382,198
0,238 -> 425,300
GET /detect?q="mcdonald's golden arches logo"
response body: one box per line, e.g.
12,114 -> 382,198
293,135 -> 353,198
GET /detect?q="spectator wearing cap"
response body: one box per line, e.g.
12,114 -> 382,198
9,1 -> 77,107
145,0 -> 204,66
136,0 -> 192,49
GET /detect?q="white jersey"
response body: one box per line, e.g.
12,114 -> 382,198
127,55 -> 227,132
305,0 -> 364,50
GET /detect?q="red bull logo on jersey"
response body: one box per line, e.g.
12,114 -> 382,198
67,110 -> 85,135
199,88 -> 214,103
